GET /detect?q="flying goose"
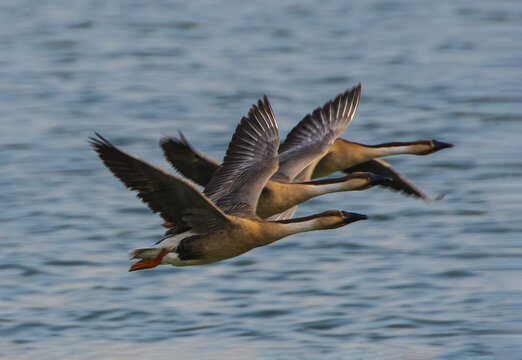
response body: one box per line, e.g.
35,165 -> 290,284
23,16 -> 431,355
255,172 -> 389,219
162,128 -> 452,201
310,138 -> 453,179
91,96 -> 367,271
162,85 -> 390,221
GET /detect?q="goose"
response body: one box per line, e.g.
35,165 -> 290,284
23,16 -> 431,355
91,96 -> 367,271
255,172 -> 389,219
310,138 -> 453,180
162,84 -> 390,221
162,120 -> 452,201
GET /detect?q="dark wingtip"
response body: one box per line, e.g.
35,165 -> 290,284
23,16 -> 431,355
353,83 -> 362,99
368,173 -> 393,186
254,94 -> 271,113
432,192 -> 447,201
341,211 -> 369,224
93,132 -> 106,141
178,130 -> 189,145
89,132 -> 110,149
432,140 -> 453,151
160,131 -> 188,148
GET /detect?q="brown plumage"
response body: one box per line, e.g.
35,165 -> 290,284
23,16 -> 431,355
161,85 -> 452,202
163,85 -> 369,220
256,172 -> 390,219
91,95 -> 368,270
163,135 -> 452,202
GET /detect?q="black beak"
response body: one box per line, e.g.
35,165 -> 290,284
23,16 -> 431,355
341,211 -> 369,224
368,173 -> 393,186
432,140 -> 453,151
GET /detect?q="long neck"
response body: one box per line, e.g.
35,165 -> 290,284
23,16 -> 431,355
277,219 -> 319,237
300,176 -> 369,196
220,213 -> 346,257
355,141 -> 432,158
267,211 -> 345,238
312,139 -> 432,179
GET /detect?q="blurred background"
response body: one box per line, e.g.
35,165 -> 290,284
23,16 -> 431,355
1,0 -> 521,358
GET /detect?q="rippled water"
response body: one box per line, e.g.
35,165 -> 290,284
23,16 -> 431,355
1,1 -> 521,359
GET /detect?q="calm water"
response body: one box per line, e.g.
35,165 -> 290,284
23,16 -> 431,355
1,1 -> 521,359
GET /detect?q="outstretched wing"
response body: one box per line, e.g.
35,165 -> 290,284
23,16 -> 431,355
203,96 -> 280,217
343,158 -> 434,200
160,132 -> 220,187
90,133 -> 231,233
272,84 -> 361,182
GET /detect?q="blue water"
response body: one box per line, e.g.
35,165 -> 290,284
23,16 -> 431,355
1,1 -> 521,358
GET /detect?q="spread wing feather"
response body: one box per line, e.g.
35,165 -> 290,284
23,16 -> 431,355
203,96 -> 280,217
160,131 -> 220,187
273,84 -> 361,182
90,133 -> 231,233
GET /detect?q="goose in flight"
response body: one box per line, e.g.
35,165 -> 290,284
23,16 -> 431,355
162,91 -> 452,201
91,96 -> 367,271
163,85 -> 391,221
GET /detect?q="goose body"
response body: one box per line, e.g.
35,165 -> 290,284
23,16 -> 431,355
91,94 -> 367,271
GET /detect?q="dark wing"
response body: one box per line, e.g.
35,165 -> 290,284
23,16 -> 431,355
343,158 -> 433,200
160,132 -> 220,187
203,96 -> 280,217
90,133 -> 231,233
272,84 -> 361,182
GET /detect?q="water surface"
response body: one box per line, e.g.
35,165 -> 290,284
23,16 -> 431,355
1,1 -> 521,359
